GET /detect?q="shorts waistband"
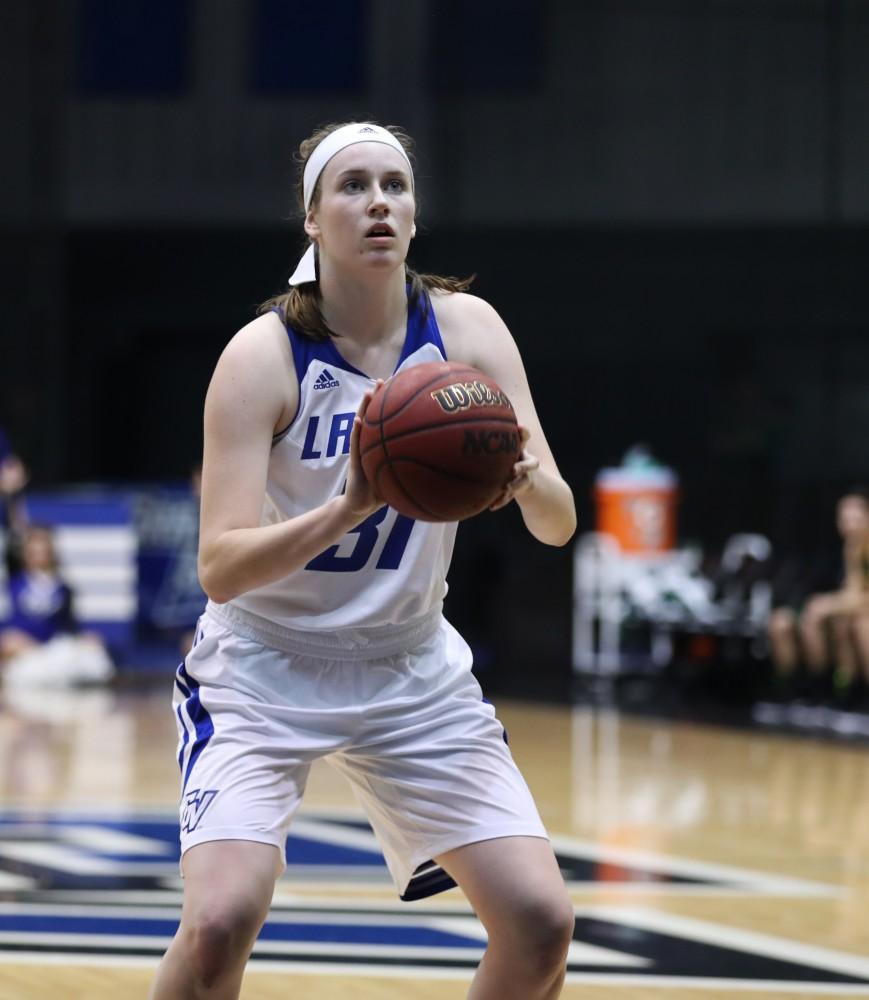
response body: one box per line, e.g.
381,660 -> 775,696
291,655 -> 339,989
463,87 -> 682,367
205,601 -> 442,660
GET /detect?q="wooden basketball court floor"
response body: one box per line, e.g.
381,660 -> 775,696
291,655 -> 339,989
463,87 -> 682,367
1,681 -> 869,999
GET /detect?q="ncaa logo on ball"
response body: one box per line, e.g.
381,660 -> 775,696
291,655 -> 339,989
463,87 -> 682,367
463,429 -> 520,456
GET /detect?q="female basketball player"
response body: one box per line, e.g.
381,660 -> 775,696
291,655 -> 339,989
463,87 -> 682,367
149,122 -> 576,1000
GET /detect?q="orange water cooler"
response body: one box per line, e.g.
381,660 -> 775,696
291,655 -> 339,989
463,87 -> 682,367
594,460 -> 679,555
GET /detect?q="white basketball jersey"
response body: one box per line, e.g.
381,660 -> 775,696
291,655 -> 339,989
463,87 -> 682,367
225,294 -> 458,631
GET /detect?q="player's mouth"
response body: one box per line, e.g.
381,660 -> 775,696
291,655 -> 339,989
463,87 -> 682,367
365,223 -> 395,241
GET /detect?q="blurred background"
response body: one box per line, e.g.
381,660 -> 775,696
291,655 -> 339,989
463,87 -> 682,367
3,0 -> 869,709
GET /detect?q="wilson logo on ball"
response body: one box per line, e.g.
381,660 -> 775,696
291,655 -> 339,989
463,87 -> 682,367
430,380 -> 513,414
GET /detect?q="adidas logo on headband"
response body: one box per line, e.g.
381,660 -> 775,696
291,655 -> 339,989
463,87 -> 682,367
359,126 -> 375,133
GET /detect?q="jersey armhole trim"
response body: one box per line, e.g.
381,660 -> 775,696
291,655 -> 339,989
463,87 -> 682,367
271,307 -> 307,442
272,424 -> 292,446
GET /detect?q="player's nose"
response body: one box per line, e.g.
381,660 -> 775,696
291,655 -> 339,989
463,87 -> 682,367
368,183 -> 389,212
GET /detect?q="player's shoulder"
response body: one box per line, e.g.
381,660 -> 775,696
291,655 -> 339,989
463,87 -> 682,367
431,290 -> 514,364
431,288 -> 500,324
217,310 -> 292,372
207,310 -> 296,420
227,309 -> 288,352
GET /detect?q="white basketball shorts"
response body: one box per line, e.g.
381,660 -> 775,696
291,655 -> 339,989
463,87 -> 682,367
172,604 -> 548,900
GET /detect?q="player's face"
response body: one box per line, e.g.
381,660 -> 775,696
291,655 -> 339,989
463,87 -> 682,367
837,496 -> 869,540
23,530 -> 56,572
307,143 -> 416,276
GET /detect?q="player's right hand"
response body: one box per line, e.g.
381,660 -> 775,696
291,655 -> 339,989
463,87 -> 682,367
342,382 -> 385,521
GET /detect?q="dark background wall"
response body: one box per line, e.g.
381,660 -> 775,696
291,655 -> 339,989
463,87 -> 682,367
3,0 -> 869,698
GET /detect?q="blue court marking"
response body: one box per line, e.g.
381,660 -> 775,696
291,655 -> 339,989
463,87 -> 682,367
0,912 -> 480,949
282,835 -> 385,867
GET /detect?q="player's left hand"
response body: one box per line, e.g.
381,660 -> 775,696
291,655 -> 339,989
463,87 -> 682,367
489,427 -> 539,511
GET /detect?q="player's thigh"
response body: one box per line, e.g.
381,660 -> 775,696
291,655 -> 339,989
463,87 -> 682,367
179,840 -> 282,934
436,836 -> 574,945
768,607 -> 797,637
830,612 -> 855,639
0,627 -> 37,658
852,612 -> 869,643
802,592 -> 846,624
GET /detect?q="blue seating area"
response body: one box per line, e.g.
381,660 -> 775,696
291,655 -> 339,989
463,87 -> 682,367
1,488 -> 204,673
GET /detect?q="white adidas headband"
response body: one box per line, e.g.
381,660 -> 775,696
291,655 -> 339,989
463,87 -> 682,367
288,123 -> 415,287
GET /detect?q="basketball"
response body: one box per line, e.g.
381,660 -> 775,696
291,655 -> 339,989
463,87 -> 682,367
359,361 -> 521,522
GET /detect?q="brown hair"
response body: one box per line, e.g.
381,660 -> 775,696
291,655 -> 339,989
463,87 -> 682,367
258,121 -> 473,340
22,524 -> 61,574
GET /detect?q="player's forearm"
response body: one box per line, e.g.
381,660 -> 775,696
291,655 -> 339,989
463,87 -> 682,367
516,471 -> 577,547
199,497 -> 366,604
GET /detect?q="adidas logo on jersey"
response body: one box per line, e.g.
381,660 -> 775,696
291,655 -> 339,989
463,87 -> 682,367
314,368 -> 340,390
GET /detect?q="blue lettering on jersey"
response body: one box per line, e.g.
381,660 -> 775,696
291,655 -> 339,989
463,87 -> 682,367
307,506 -> 389,572
327,412 -> 355,457
377,512 -> 415,569
301,416 -> 322,459
306,510 -> 416,573
301,412 -> 356,462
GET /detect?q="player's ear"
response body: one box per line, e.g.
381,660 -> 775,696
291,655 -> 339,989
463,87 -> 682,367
304,210 -> 320,240
410,223 -> 416,239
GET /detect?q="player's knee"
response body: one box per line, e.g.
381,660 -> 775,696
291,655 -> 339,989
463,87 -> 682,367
767,611 -> 793,640
493,893 -> 574,975
539,895 -> 576,957
799,609 -> 821,635
186,906 -> 260,987
523,896 -> 574,976
801,596 -> 828,624
832,615 -> 853,639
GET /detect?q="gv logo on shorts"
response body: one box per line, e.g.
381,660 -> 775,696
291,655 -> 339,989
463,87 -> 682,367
181,788 -> 219,833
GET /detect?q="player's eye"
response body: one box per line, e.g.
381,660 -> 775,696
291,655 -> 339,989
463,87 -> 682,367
343,179 -> 363,193
386,179 -> 406,192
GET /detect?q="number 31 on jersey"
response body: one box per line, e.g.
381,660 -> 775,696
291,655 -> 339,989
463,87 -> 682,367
305,507 -> 415,573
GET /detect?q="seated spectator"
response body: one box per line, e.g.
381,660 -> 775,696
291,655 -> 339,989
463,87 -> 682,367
0,525 -> 114,687
0,424 -> 30,575
766,488 -> 869,706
